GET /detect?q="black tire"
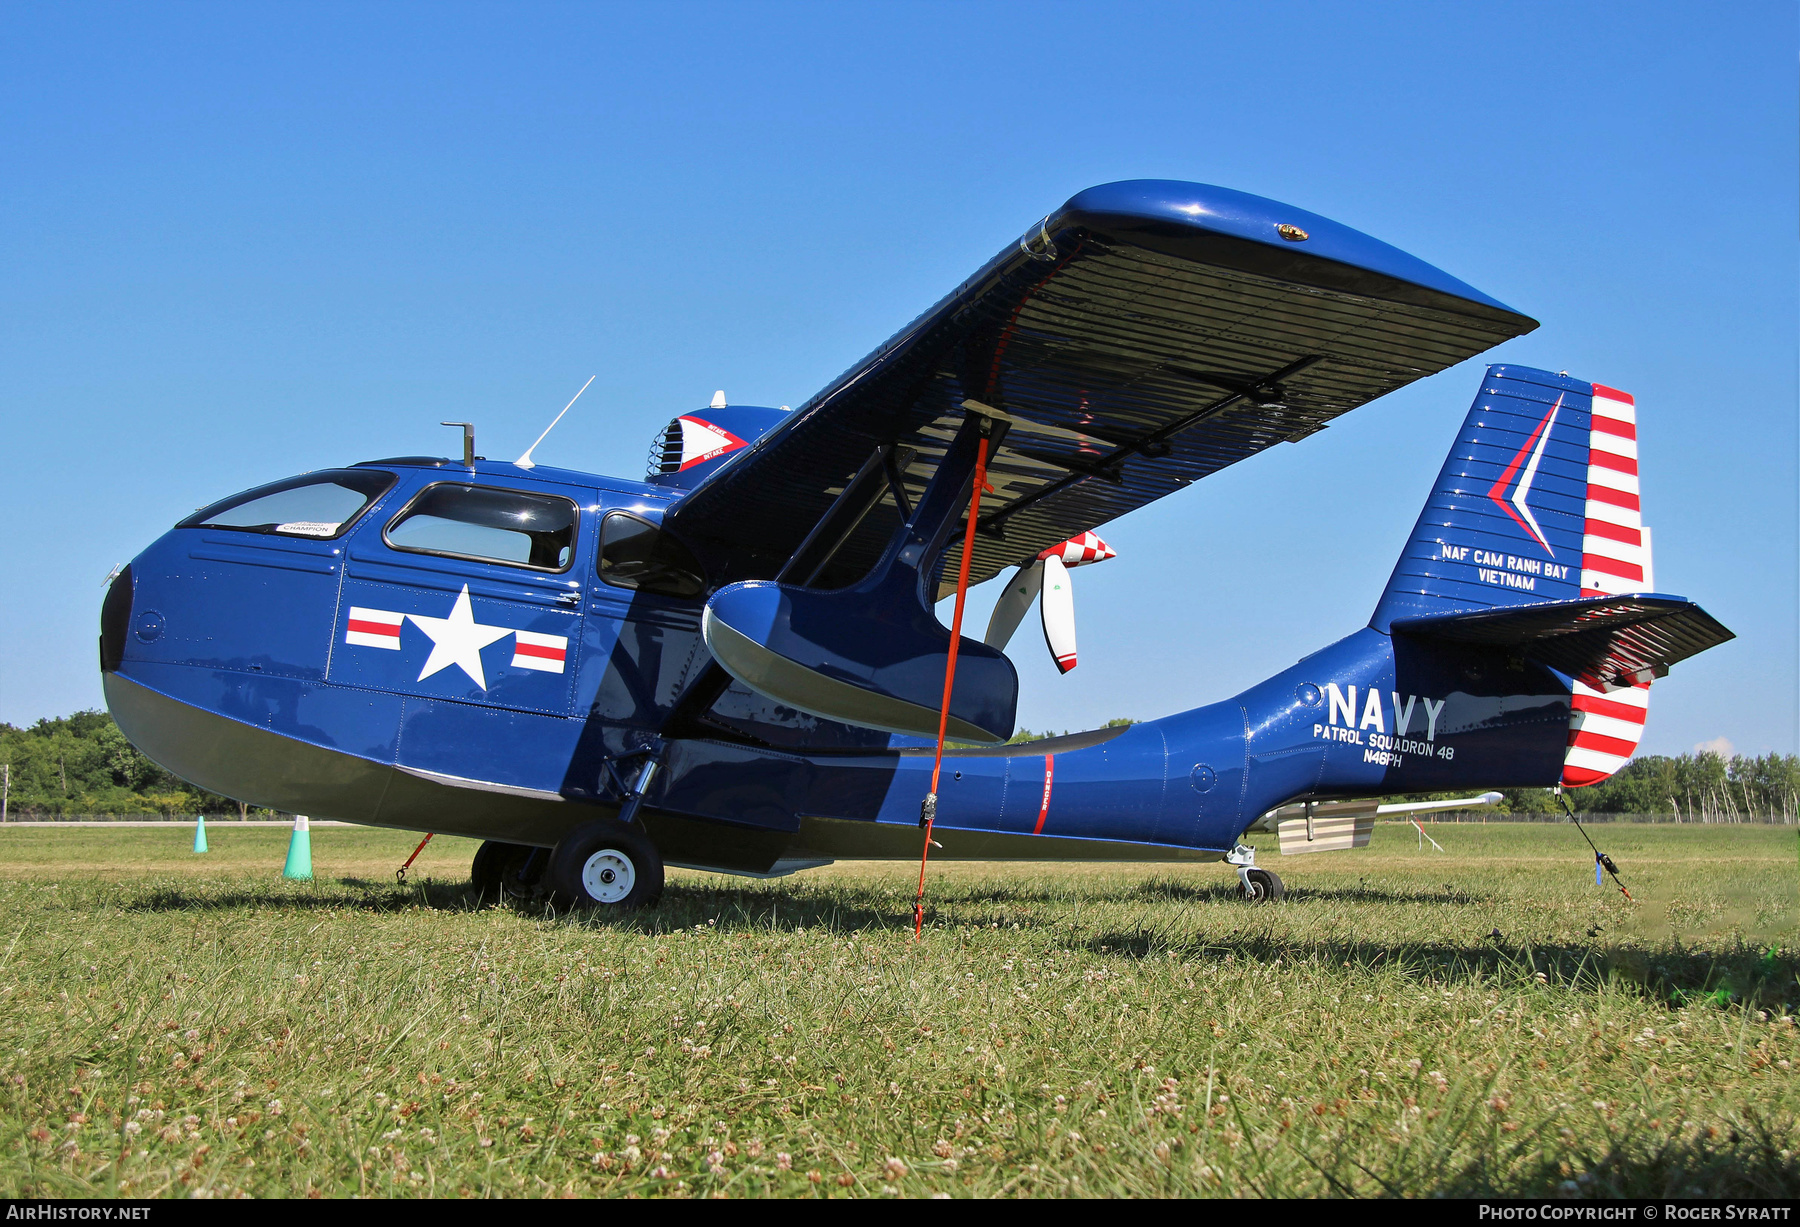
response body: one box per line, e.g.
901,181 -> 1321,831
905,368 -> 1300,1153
1242,868 -> 1285,903
470,840 -> 548,902
547,819 -> 664,910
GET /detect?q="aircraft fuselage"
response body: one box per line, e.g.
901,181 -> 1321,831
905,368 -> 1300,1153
103,454 -> 1571,877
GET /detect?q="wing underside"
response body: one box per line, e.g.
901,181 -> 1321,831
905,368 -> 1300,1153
666,180 -> 1537,595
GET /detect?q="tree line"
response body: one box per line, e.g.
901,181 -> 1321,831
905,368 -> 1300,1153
1497,750 -> 1800,821
0,711 -> 258,817
2,710 -> 1796,821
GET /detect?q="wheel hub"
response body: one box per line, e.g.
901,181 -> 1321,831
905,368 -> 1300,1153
580,850 -> 635,904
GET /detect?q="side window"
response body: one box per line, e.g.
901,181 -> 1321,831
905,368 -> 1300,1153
597,512 -> 706,598
385,484 -> 577,572
178,469 -> 395,539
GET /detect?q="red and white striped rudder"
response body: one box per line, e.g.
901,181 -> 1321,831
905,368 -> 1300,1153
1563,383 -> 1652,787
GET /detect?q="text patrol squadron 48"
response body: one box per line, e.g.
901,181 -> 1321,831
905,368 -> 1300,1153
100,181 -> 1732,909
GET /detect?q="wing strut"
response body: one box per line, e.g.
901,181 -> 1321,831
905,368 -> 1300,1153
915,421 -> 995,939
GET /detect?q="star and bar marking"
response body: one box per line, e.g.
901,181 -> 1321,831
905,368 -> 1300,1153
343,584 -> 569,689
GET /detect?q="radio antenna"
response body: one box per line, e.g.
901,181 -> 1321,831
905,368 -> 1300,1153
515,375 -> 596,470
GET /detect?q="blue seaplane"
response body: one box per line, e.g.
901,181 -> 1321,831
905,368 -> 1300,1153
100,180 -> 1733,909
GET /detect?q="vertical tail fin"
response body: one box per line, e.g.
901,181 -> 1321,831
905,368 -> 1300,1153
1374,365 -> 1660,787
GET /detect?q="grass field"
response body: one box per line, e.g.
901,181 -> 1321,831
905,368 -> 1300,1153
0,822 -> 1795,1199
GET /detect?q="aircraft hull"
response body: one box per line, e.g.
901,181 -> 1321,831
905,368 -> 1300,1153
103,668 -> 1224,872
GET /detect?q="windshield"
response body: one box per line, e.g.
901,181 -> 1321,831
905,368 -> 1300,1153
179,470 -> 395,539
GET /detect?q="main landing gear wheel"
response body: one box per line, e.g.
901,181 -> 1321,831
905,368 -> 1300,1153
470,840 -> 548,902
547,819 -> 664,911
1241,868 -> 1285,903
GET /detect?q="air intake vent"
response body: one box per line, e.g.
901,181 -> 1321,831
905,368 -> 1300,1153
648,418 -> 684,477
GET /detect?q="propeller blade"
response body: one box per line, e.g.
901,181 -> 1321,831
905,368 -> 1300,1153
984,561 -> 1044,650
1040,554 -> 1077,673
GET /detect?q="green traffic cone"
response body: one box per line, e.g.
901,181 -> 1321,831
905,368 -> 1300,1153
192,814 -> 208,854
282,814 -> 313,880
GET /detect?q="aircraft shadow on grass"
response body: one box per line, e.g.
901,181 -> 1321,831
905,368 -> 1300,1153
1075,930 -> 1798,1007
1429,1114 -> 1800,1200
126,878 -> 1795,1001
128,882 -> 475,913
1123,879 -> 1491,906
1297,1113 -> 1800,1199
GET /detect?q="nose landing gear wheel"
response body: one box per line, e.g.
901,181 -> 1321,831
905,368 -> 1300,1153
1241,868 -> 1284,903
548,818 -> 664,910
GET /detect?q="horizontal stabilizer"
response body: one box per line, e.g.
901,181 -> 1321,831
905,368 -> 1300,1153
1391,594 -> 1733,690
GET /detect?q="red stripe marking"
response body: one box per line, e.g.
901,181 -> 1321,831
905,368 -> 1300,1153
513,641 -> 566,661
1591,414 -> 1636,440
1585,484 -> 1641,512
1572,694 -> 1650,724
1588,450 -> 1638,477
1591,383 -> 1635,405
1583,553 -> 1644,582
1569,729 -> 1640,757
1584,518 -> 1641,545
1562,765 -> 1609,787
347,619 -> 401,637
1580,587 -> 1608,598
1032,755 -> 1054,835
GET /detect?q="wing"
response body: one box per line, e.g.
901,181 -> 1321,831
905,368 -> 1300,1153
665,180 -> 1537,594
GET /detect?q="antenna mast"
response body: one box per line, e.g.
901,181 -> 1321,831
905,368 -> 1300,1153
441,422 -> 476,466
516,376 -> 597,470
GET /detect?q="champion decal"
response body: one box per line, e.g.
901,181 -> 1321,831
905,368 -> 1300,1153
342,584 -> 570,687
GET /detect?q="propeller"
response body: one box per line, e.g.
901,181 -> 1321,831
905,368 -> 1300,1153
983,531 -> 1117,674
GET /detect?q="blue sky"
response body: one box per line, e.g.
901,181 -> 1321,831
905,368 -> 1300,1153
3,1 -> 1794,756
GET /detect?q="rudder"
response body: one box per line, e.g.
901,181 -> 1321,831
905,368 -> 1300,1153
1567,382 -> 1655,786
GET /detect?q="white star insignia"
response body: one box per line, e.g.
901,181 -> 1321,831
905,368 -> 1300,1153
406,585 -> 512,690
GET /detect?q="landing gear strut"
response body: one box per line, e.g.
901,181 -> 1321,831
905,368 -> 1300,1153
1227,842 -> 1284,903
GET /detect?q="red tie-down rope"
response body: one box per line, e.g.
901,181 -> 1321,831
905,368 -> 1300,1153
397,832 -> 434,883
915,433 -> 992,939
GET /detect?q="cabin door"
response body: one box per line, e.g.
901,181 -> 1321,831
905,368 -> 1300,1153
328,477 -> 591,719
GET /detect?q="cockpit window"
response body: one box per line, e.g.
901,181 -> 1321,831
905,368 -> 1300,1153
179,469 -> 395,539
384,484 -> 577,572
597,511 -> 706,598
